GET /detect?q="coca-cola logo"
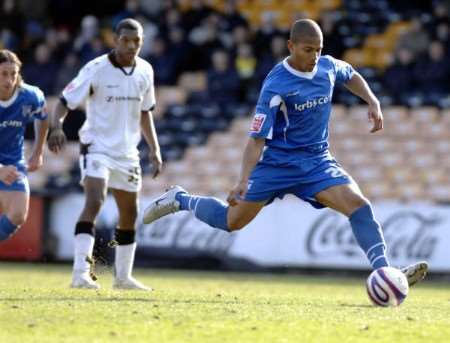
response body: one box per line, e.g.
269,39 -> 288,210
306,210 -> 440,261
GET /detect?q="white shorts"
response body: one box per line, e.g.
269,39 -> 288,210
79,152 -> 142,192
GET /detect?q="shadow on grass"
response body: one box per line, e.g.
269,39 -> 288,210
0,297 -> 244,305
338,303 -> 373,308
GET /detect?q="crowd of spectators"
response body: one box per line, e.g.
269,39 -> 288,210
1,0 -> 449,110
383,3 -> 450,107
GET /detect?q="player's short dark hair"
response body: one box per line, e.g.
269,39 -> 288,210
115,18 -> 143,35
290,19 -> 323,43
0,49 -> 23,87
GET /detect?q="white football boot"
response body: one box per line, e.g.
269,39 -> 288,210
113,277 -> 153,291
71,271 -> 100,289
142,185 -> 186,224
401,261 -> 428,287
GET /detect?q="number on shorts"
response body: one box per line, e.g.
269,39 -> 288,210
128,167 -> 140,185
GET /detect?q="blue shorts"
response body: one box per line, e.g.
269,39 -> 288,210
0,165 -> 29,193
245,148 -> 352,208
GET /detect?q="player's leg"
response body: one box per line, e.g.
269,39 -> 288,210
315,182 -> 428,285
72,150 -> 110,289
315,182 -> 390,269
110,188 -> 151,291
143,185 -> 266,231
0,190 -> 29,241
71,176 -> 107,289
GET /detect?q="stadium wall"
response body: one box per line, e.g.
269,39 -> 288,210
0,196 -> 44,261
48,194 -> 450,272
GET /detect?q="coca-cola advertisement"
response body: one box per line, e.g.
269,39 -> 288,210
50,194 -> 450,272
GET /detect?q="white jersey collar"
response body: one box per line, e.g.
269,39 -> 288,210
283,57 -> 318,79
0,87 -> 20,108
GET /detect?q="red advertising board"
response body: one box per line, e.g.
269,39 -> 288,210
0,196 -> 44,260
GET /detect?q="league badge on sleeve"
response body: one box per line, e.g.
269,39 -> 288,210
64,81 -> 76,92
250,113 -> 266,133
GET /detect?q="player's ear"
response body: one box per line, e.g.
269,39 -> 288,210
113,33 -> 120,46
287,40 -> 294,54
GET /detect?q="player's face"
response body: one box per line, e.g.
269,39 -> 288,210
288,36 -> 323,72
114,28 -> 143,66
0,62 -> 19,100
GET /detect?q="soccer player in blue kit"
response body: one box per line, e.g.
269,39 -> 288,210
0,49 -> 49,241
143,19 -> 427,286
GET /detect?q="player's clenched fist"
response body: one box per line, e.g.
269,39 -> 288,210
227,180 -> 248,206
47,128 -> 66,153
0,165 -> 20,185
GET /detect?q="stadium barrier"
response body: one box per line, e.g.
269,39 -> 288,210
48,194 -> 450,272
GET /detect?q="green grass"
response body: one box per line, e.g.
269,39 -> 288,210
0,263 -> 449,343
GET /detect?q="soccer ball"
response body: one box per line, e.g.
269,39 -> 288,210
366,266 -> 409,307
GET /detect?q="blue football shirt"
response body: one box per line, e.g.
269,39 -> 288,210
249,55 -> 354,153
0,84 -> 47,170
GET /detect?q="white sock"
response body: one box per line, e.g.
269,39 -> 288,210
73,233 -> 95,274
115,243 -> 137,280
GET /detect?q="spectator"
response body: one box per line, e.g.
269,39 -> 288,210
413,41 -> 450,105
396,19 -> 430,57
180,0 -> 216,34
207,50 -> 240,107
188,14 -> 225,70
0,0 -> 25,41
166,27 -> 191,78
54,52 -> 80,94
383,48 -> 416,104
148,37 -> 177,85
23,43 -> 59,95
221,0 -> 248,32
235,43 -> 257,102
253,12 -> 285,59
320,10 -> 346,58
78,37 -> 108,65
256,35 -> 288,84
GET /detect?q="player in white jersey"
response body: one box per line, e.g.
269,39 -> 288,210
48,19 -> 162,290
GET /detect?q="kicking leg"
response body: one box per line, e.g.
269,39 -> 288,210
142,185 -> 266,231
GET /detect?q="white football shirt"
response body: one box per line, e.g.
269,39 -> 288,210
62,52 -> 156,160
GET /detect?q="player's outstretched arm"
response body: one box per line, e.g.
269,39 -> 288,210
28,118 -> 49,172
227,137 -> 265,206
47,99 -> 69,154
344,72 -> 383,133
141,110 -> 162,178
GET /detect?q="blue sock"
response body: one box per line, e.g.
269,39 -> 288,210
176,193 -> 229,231
349,204 -> 389,269
0,215 -> 18,241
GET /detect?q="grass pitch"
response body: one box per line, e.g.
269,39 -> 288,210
0,263 -> 449,343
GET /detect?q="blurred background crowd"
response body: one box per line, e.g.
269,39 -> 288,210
2,0 -> 449,106
1,0 -> 450,202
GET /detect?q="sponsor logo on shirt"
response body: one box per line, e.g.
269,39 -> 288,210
250,113 -> 266,133
294,96 -> 330,112
105,96 -> 141,103
0,120 -> 22,128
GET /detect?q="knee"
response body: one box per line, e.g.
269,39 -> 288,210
119,206 -> 138,227
353,196 -> 370,209
8,210 -> 27,226
348,196 -> 371,215
227,218 -> 247,232
85,196 -> 105,214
